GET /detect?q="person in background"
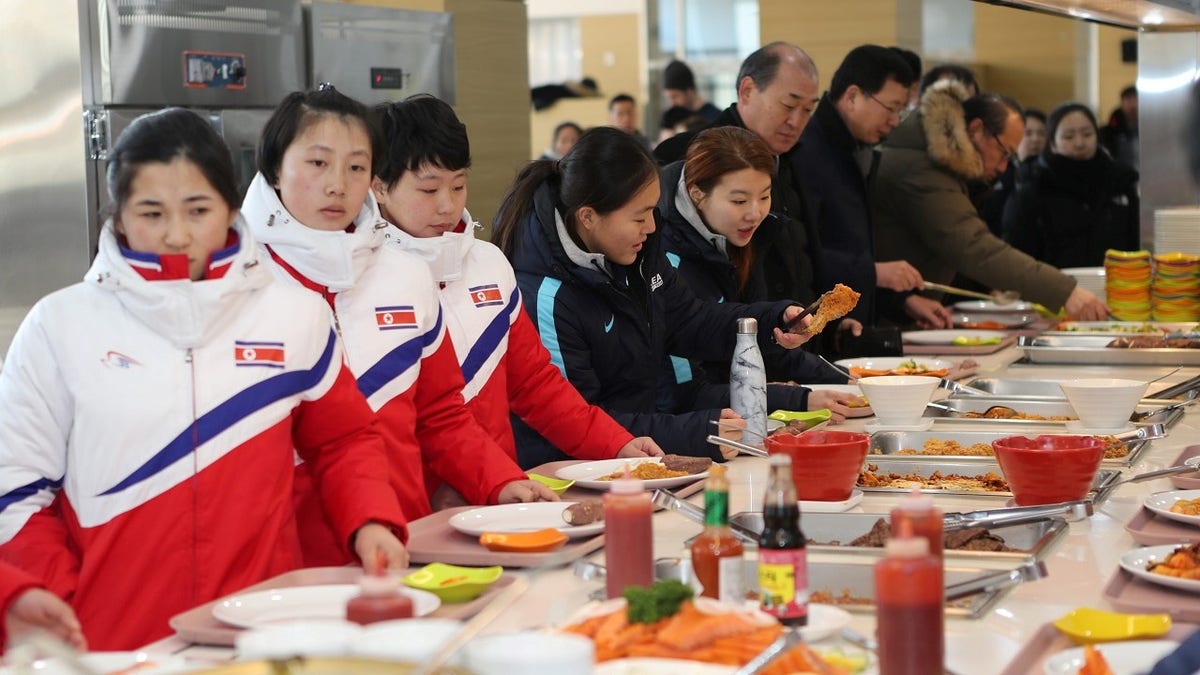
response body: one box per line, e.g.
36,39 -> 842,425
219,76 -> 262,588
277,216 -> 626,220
792,44 -> 941,329
889,46 -> 923,113
1003,102 -> 1139,268
540,121 -> 582,161
662,59 -> 721,122
657,126 -> 855,402
657,105 -> 707,144
1100,85 -> 1138,171
372,94 -> 662,472
982,108 -> 1045,237
492,127 -> 824,467
608,93 -> 652,149
2,561 -> 85,651
918,63 -> 978,98
0,108 -> 407,649
654,42 -> 824,311
870,81 -> 1109,322
241,87 -> 555,561
530,76 -> 599,111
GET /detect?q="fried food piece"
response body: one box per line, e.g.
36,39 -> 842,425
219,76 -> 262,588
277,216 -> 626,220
661,454 -> 713,474
563,500 -> 605,525
803,283 -> 861,335
857,464 -> 1010,492
1171,498 -> 1200,516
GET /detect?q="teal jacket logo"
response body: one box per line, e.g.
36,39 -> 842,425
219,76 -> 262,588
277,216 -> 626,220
604,315 -> 615,333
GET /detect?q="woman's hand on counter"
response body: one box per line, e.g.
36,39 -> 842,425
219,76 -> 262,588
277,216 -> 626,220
497,479 -> 560,504
617,437 -> 664,458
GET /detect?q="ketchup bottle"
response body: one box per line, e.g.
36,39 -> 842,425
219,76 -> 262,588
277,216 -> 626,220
874,523 -> 944,675
604,470 -> 653,599
690,465 -> 744,601
890,489 -> 943,563
345,554 -> 413,625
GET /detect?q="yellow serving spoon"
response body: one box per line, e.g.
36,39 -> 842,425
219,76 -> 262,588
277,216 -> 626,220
1053,607 -> 1172,644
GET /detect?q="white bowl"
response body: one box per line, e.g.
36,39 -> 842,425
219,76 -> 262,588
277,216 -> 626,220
352,617 -> 464,663
856,375 -> 939,426
235,619 -> 362,660
466,631 -> 594,675
1058,378 -> 1148,430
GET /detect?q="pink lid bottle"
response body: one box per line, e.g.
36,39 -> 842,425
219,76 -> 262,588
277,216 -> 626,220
890,489 -> 943,562
604,471 -> 653,599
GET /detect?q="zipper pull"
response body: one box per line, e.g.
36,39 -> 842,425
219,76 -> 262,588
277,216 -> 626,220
185,348 -> 194,364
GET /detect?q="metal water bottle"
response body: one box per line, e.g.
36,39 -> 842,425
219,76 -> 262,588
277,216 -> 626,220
730,317 -> 767,441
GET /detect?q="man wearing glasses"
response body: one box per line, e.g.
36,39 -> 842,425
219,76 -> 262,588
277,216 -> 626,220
869,80 -> 1109,321
793,44 -> 947,331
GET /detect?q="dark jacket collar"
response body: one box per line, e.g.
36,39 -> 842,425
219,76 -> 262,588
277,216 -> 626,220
657,161 -> 735,273
812,93 -> 858,155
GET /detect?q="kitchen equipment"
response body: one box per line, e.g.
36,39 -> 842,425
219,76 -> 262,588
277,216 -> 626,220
651,487 -> 760,545
1130,399 -> 1196,422
869,427 -> 1163,467
1019,334 -> 1200,366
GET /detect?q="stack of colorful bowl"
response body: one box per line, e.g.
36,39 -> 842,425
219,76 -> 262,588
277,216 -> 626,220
1152,252 -> 1200,321
1105,249 -> 1152,321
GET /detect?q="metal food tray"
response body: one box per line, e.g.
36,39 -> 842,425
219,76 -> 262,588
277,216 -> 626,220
1042,321 -> 1199,337
1018,334 -> 1200,365
960,378 -> 1070,400
927,397 -> 1077,425
869,429 -> 1151,467
729,511 -> 1065,561
858,458 -> 1120,503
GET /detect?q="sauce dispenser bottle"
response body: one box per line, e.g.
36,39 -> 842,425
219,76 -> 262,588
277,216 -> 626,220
757,453 -> 807,626
345,556 -> 414,625
604,470 -> 653,599
874,523 -> 944,674
690,464 -> 744,601
890,489 -> 943,562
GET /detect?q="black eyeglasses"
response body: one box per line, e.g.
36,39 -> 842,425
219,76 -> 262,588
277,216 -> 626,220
865,92 -> 904,119
989,130 -> 1018,162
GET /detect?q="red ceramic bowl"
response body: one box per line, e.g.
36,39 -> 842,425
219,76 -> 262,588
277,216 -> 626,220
764,430 -> 869,501
991,435 -> 1106,506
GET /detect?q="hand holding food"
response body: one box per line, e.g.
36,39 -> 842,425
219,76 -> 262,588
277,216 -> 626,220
799,283 -> 861,336
806,390 -> 854,423
498,479 -> 561,504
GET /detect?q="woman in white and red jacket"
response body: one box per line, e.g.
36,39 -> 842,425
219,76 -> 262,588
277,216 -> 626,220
0,109 -> 406,650
372,95 -> 662,472
243,88 -> 556,559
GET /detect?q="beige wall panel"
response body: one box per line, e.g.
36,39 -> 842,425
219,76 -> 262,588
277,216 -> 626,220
327,0 -> 446,11
758,0 -> 897,92
580,14 -> 644,118
975,5 -> 1076,113
529,97 -> 612,159
1098,24 -> 1138,122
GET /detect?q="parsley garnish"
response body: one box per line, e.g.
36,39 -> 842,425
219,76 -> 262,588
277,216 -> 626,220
622,579 -> 694,623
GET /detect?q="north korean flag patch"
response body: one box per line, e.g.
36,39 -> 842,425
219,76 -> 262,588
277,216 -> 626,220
470,283 -> 504,308
375,305 -> 418,331
234,341 -> 285,368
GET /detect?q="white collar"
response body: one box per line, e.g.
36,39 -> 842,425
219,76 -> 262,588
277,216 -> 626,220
674,167 -> 728,257
554,208 -> 608,273
384,208 -> 480,283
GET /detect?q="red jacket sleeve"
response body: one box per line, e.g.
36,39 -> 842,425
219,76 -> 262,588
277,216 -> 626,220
293,364 -> 408,548
506,307 -> 633,460
0,497 -> 79,606
415,330 -> 529,505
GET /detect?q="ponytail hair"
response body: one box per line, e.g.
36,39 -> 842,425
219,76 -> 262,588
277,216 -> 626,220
494,127 -> 659,259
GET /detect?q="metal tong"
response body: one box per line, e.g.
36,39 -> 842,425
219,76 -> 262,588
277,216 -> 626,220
943,500 -> 1092,532
652,487 -> 761,545
1105,456 -> 1200,489
939,378 -> 991,396
945,559 -> 1048,601
707,434 -> 769,457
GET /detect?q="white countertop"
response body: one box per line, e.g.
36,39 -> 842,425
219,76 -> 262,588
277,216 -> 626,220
145,347 -> 1200,674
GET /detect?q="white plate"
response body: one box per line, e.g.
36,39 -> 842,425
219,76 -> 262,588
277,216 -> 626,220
903,329 -> 1008,345
799,603 -> 853,641
1144,489 -> 1200,527
448,501 -> 605,538
953,312 -> 1039,328
213,584 -> 441,628
1064,420 -> 1135,434
800,489 -> 864,513
953,300 -> 1037,312
1119,545 -> 1200,594
555,458 -> 708,490
595,658 -> 736,674
833,357 -> 954,377
0,653 -> 189,675
1043,639 -> 1177,674
807,384 -> 874,418
864,420 -> 935,432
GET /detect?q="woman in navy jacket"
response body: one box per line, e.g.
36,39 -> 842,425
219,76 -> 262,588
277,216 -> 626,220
492,127 -> 851,467
658,127 -> 852,404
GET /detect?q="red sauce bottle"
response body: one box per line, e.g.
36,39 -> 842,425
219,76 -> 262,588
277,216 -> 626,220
604,471 -> 653,599
345,573 -> 414,625
874,524 -> 944,675
890,489 -> 943,563
690,465 -> 745,601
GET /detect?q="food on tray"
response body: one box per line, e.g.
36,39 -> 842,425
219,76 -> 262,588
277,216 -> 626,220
849,358 -> 949,379
478,528 -> 568,553
959,408 -> 1072,421
858,464 -> 1010,492
1058,322 -> 1167,334
952,335 -> 1003,346
893,436 -> 1128,459
803,283 -> 861,336
599,463 -> 688,481
1107,336 -> 1200,349
1171,498 -> 1200,516
562,580 -> 839,672
661,454 -> 713,474
1077,643 -> 1116,675
1147,542 -> 1200,580
959,321 -> 1009,330
562,500 -> 604,526
809,587 -> 974,610
809,517 -> 1012,552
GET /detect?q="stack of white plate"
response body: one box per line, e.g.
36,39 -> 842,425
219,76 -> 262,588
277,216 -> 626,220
1154,207 -> 1200,254
1061,267 -> 1106,303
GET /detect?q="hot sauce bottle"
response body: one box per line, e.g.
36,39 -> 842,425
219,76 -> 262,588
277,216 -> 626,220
874,523 -> 944,675
345,554 -> 414,625
890,489 -> 944,563
690,465 -> 744,601
604,470 -> 653,599
757,454 -> 807,626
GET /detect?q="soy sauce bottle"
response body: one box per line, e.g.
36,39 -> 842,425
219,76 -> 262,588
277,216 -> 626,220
757,454 -> 807,625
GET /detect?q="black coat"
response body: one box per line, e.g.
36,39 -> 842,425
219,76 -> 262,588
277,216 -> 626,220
507,181 -> 807,467
1002,152 -> 1139,269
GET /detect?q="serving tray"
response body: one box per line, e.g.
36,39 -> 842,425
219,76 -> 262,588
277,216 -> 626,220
1018,334 -> 1200,366
869,429 -> 1152,467
1103,566 -> 1200,623
1125,507 -> 1200,546
999,620 -> 1195,675
858,458 -> 1120,503
1169,445 -> 1200,490
406,506 -> 604,568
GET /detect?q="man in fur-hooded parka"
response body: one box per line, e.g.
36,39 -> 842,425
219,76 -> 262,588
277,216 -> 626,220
869,81 -> 1078,313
